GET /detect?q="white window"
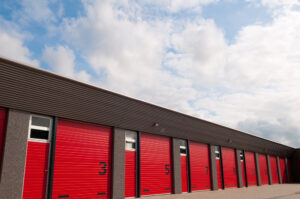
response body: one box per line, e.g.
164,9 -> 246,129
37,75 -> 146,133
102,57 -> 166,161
180,140 -> 187,155
125,130 -> 136,151
215,146 -> 221,159
240,151 -> 244,161
28,115 -> 52,143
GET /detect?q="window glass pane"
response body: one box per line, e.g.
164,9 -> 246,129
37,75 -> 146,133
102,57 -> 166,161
31,116 -> 50,128
180,148 -> 187,155
125,130 -> 136,142
30,129 -> 49,140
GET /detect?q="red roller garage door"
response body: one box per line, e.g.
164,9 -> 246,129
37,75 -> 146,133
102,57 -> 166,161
0,108 -> 7,167
279,158 -> 287,183
259,154 -> 269,185
189,142 -> 211,191
140,133 -> 172,196
181,155 -> 188,192
270,156 -> 279,184
245,152 -> 257,186
222,147 -> 238,188
52,119 -> 112,199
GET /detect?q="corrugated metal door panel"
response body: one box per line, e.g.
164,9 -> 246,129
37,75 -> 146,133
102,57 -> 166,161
52,119 -> 112,199
245,152 -> 257,186
270,156 -> 279,184
259,154 -> 269,185
140,133 -> 172,196
23,141 -> 49,199
181,155 -> 188,193
216,159 -> 222,189
279,158 -> 287,183
189,142 -> 211,191
241,161 -> 246,187
125,150 -> 136,197
287,159 -> 293,182
0,108 -> 7,167
222,147 -> 238,188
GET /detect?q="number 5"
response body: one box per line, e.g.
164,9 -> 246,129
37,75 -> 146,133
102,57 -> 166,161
165,164 -> 170,175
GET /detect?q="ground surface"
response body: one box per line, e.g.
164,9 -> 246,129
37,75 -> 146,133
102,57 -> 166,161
145,184 -> 300,199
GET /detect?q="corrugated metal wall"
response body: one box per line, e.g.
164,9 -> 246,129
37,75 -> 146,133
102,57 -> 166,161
0,57 -> 294,157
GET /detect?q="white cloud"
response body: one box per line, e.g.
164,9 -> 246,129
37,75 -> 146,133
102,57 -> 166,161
141,0 -> 217,12
0,19 -> 38,66
42,45 -> 91,83
18,0 -> 56,23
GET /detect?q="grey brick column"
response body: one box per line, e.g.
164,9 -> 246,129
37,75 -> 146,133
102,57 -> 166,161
210,145 -> 218,190
0,109 -> 30,199
267,155 -> 273,185
235,149 -> 243,188
172,138 -> 182,194
277,156 -> 282,184
255,153 -> 262,186
111,128 -> 126,199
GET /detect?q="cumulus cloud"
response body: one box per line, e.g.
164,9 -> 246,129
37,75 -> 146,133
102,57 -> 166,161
42,45 -> 90,83
0,19 -> 38,66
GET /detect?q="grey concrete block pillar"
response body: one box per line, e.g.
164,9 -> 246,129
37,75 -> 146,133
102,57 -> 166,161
276,156 -> 282,184
111,128 -> 126,199
266,155 -> 273,185
235,149 -> 243,188
285,158 -> 290,183
172,138 -> 182,194
255,153 -> 262,186
209,145 -> 218,190
0,109 -> 30,199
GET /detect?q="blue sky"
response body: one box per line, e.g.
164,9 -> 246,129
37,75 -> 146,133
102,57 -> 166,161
1,0 -> 300,147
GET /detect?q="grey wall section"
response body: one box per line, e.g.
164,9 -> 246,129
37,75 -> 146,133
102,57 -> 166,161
0,109 -> 30,199
267,155 -> 273,185
255,153 -> 262,186
111,128 -> 126,199
276,157 -> 282,184
284,158 -> 290,183
235,149 -> 243,188
0,58 -> 294,158
172,138 -> 182,194
209,145 -> 218,190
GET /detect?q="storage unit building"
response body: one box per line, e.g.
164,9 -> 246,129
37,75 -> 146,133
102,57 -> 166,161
0,57 -> 299,199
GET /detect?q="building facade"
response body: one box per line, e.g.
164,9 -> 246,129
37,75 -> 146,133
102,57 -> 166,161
0,57 -> 299,199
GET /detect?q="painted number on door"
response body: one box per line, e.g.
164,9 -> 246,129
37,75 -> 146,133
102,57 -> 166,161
99,162 -> 107,175
165,164 -> 170,175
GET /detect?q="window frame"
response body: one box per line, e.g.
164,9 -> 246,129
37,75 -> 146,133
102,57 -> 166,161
28,114 -> 52,143
125,130 -> 137,151
215,146 -> 221,159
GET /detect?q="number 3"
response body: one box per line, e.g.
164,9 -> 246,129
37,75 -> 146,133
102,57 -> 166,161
99,162 -> 107,175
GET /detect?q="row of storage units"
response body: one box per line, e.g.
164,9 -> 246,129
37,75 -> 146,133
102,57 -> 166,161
0,109 -> 293,199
